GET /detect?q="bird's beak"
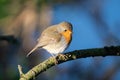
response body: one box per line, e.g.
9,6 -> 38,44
68,30 -> 72,34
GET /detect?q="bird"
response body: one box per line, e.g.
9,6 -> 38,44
26,22 -> 73,57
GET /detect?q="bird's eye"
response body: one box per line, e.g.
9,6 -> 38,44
64,29 -> 67,32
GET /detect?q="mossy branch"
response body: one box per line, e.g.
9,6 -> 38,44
18,46 -> 120,80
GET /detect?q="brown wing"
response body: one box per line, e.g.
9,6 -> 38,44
27,26 -> 61,57
37,26 -> 62,47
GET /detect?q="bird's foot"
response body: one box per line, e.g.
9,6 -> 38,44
58,54 -> 66,60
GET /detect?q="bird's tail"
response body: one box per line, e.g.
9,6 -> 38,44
26,45 -> 39,57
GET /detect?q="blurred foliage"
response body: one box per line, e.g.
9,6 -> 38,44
0,0 -> 11,18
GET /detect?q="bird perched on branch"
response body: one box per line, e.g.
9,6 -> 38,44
26,22 -> 73,57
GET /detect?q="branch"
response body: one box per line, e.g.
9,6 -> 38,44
19,46 -> 120,80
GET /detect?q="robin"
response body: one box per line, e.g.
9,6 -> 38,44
26,22 -> 73,57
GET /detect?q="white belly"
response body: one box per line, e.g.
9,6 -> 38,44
43,43 -> 67,55
43,39 -> 67,55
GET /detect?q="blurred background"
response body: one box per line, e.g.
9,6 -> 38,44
0,0 -> 120,80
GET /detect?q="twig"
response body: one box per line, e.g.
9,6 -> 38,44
18,65 -> 24,76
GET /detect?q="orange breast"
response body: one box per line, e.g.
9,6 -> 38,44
61,30 -> 72,44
